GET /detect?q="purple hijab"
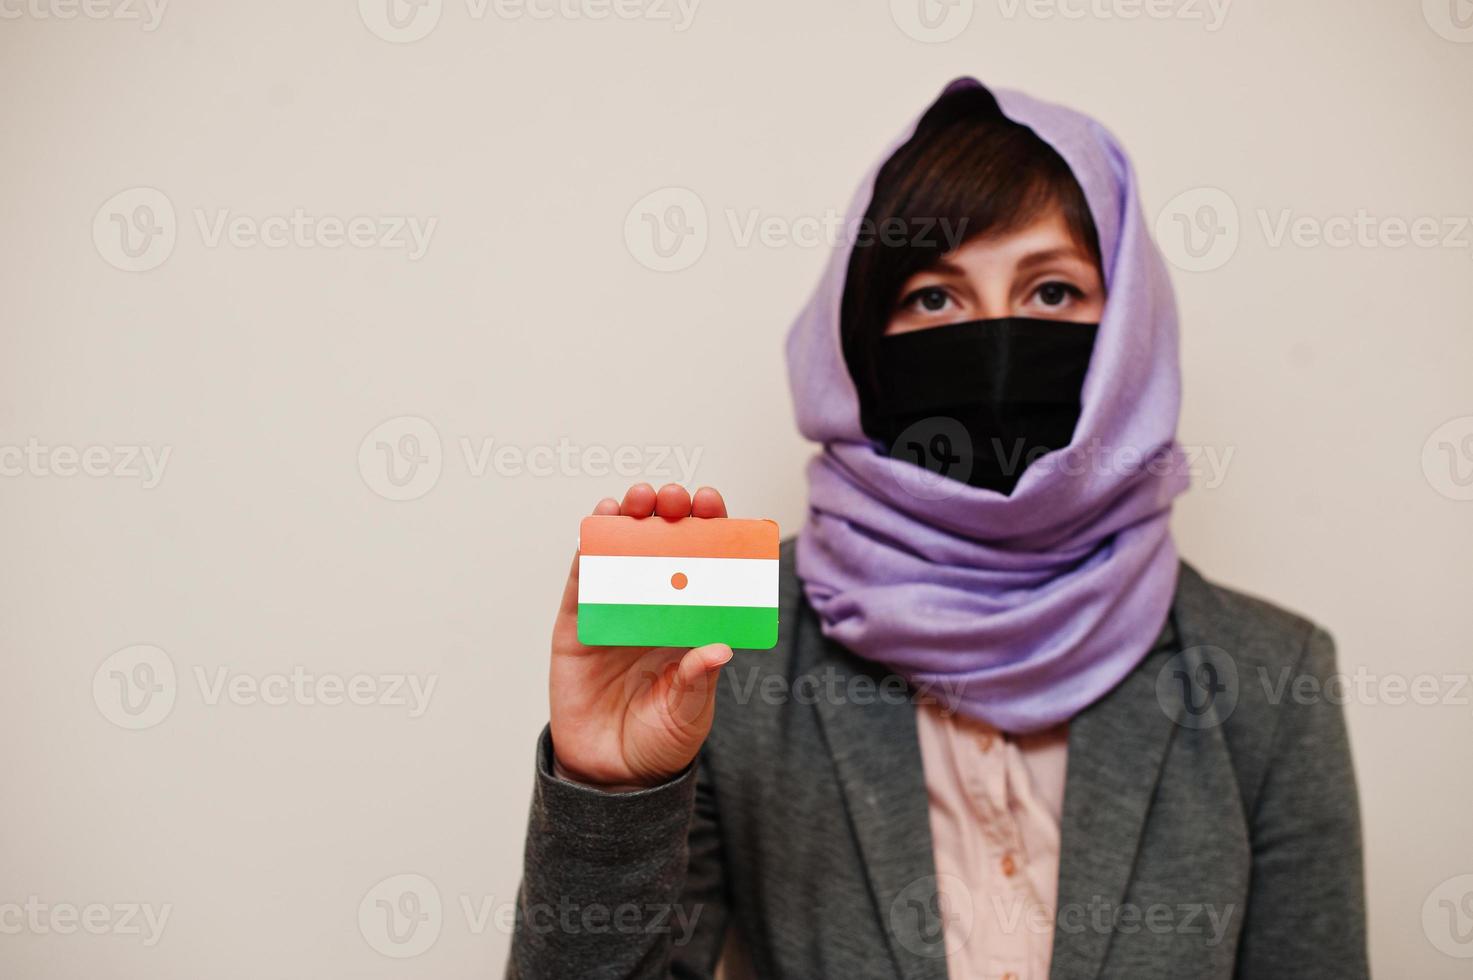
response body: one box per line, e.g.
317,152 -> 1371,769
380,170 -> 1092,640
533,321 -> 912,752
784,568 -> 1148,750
786,78 -> 1190,735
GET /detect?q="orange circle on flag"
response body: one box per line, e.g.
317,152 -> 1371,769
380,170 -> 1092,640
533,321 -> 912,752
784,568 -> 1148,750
670,572 -> 688,590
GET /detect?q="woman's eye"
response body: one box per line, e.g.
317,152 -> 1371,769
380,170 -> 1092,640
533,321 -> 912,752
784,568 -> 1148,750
1034,281 -> 1081,308
904,287 -> 952,313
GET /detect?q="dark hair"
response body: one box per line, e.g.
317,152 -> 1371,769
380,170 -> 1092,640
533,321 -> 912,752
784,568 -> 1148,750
841,87 -> 1103,433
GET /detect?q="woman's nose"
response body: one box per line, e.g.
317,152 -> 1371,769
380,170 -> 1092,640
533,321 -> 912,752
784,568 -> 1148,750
970,280 -> 1014,320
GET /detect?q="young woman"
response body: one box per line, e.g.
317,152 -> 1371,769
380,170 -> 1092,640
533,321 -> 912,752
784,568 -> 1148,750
507,79 -> 1367,980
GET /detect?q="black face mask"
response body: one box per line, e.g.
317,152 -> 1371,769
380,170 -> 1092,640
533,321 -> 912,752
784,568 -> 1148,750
865,317 -> 1099,496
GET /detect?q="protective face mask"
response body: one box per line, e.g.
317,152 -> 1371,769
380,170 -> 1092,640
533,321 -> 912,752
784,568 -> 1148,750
868,316 -> 1099,495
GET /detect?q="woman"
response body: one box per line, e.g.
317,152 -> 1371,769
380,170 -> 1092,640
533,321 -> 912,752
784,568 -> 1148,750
507,79 -> 1367,979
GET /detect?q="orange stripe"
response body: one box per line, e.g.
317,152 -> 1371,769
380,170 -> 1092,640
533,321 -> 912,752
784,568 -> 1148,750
579,515 -> 779,559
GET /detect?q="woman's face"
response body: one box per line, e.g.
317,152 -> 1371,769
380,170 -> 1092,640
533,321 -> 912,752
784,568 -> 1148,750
884,206 -> 1105,336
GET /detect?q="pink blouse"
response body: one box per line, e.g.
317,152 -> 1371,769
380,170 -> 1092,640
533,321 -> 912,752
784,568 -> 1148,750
914,702 -> 1069,980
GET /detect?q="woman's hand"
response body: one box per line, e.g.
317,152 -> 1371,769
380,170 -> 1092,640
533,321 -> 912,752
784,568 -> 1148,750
549,483 -> 735,791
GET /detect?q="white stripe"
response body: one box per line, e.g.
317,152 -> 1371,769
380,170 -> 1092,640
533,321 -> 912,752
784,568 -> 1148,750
579,555 -> 778,608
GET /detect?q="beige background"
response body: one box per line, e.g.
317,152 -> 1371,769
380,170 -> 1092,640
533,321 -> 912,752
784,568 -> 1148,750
3,0 -> 1471,976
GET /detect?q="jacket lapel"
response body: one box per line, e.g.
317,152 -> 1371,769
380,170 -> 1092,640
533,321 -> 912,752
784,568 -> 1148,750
796,603 -> 951,980
789,549 -> 1227,980
1048,561 -> 1223,980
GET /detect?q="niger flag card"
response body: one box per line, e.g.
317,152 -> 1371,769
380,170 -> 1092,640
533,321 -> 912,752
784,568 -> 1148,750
577,516 -> 780,650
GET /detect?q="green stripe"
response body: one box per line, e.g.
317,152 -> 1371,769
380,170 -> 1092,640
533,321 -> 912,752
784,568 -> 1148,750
578,603 -> 778,650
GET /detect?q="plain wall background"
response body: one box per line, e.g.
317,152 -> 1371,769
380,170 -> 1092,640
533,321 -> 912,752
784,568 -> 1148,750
2,0 -> 1471,975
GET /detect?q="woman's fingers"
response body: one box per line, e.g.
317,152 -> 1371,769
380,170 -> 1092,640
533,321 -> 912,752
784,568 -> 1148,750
556,550 -> 582,626
654,483 -> 692,519
614,484 -> 724,520
665,643 -> 733,726
558,497 -> 623,628
691,486 -> 727,519
620,483 -> 657,518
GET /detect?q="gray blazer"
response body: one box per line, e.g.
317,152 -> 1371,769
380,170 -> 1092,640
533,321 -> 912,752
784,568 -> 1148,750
508,544 -> 1368,979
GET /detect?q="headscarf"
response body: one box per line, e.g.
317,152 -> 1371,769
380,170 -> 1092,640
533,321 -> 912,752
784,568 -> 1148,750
786,78 -> 1189,734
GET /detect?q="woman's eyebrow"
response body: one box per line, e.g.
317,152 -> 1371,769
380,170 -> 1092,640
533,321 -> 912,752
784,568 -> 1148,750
1014,247 -> 1091,273
916,257 -> 969,279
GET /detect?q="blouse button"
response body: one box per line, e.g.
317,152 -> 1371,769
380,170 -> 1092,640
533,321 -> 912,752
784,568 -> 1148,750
978,733 -> 996,751
1001,853 -> 1018,877
1002,973 -> 1019,980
